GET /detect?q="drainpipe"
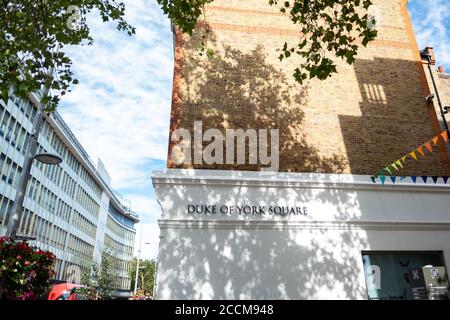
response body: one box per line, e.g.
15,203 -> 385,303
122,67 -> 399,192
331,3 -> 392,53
423,54 -> 450,135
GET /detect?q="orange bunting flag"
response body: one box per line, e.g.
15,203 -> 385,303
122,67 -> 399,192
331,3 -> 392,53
409,151 -> 418,160
424,142 -> 433,153
441,131 -> 449,142
395,160 -> 403,168
417,146 -> 425,157
432,136 -> 440,145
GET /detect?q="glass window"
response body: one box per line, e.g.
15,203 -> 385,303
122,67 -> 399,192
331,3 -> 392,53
362,251 -> 449,300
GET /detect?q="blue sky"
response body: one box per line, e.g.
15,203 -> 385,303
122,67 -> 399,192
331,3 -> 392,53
57,0 -> 450,260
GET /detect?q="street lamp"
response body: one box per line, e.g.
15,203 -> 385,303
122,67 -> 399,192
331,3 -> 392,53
34,152 -> 63,165
133,238 -> 152,296
5,150 -> 62,239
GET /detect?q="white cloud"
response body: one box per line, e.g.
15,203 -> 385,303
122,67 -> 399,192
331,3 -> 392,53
59,0 -> 173,190
410,0 -> 450,69
134,222 -> 161,261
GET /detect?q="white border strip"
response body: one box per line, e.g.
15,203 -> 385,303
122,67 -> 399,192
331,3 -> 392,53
158,219 -> 450,230
152,169 -> 450,191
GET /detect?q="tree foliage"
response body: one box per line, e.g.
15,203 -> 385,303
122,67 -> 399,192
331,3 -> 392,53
129,257 -> 156,296
0,0 -> 135,112
156,0 -> 378,83
79,250 -> 115,299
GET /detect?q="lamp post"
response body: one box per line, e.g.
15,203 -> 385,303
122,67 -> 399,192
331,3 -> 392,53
5,108 -> 62,239
4,51 -> 62,240
133,223 -> 153,296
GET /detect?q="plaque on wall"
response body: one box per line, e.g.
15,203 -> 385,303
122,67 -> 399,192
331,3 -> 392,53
422,266 -> 450,300
409,268 -> 428,300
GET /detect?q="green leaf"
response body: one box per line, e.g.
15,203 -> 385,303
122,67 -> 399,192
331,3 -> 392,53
1,88 -> 8,105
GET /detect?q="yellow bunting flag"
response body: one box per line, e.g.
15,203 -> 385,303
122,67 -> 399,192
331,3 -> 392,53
391,163 -> 398,171
432,136 -> 440,145
409,151 -> 418,160
417,146 -> 425,157
441,131 -> 449,142
401,155 -> 408,162
395,160 -> 403,168
424,142 -> 433,153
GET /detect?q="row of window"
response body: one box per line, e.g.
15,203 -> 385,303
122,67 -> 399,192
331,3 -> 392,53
104,233 -> 134,258
67,234 -> 94,261
41,121 -> 80,175
72,209 -> 97,238
26,177 -> 72,223
9,94 -> 37,123
0,196 -> 13,226
29,212 -> 68,251
32,215 -> 53,244
111,275 -> 131,291
0,108 -> 30,156
60,170 -> 77,198
0,153 -> 22,188
106,215 -> 135,244
79,166 -> 102,199
76,186 -> 100,218
104,251 -> 132,274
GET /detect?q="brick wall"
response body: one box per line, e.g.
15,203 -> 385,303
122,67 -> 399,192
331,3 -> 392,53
167,0 -> 450,175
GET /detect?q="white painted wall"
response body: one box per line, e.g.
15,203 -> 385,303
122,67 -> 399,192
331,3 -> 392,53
152,169 -> 450,300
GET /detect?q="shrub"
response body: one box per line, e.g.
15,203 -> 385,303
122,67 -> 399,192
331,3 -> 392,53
0,236 -> 56,300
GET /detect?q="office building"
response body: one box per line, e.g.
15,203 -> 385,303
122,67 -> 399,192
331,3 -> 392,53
0,92 -> 138,297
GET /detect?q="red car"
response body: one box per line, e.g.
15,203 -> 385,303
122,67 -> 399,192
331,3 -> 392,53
48,283 -> 82,300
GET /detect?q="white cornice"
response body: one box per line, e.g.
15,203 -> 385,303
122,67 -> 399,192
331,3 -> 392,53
152,169 -> 450,192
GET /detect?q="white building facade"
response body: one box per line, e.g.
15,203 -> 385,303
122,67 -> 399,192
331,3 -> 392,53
153,169 -> 450,300
0,92 -> 138,296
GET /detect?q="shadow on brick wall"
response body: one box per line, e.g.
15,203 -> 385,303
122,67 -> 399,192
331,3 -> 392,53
170,30 -> 346,173
339,57 -> 447,176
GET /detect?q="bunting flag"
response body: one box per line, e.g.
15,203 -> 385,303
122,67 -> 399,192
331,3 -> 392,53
417,146 -> 425,157
368,175 -> 450,184
371,130 -> 450,184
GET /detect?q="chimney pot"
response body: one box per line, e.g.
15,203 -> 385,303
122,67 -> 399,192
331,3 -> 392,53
421,46 -> 436,65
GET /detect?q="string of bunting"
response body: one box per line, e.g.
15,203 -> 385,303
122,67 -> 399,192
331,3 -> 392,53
371,130 -> 449,184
